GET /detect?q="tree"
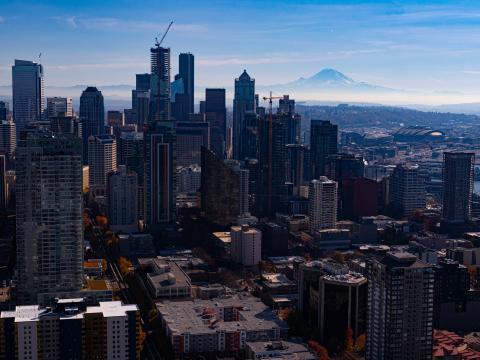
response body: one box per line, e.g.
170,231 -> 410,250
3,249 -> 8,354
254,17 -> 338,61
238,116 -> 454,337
354,334 -> 366,352
96,215 -> 108,230
345,327 -> 353,351
333,251 -> 345,264
308,340 -> 330,360
118,256 -> 133,277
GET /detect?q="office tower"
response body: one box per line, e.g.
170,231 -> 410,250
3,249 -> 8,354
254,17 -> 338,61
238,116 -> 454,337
341,177 -> 378,220
149,45 -> 171,123
50,116 -> 82,139
107,165 -> 138,233
179,53 -> 194,114
201,147 -> 249,226
389,164 -> 426,217
298,260 -> 367,346
261,222 -> 289,256
0,155 -> 6,211
286,144 -> 306,196
136,73 -> 151,91
12,59 -> 44,132
325,153 -> 365,182
132,89 -> 150,129
230,225 -> 262,266
205,88 -> 227,159
171,76 -> 188,122
279,94 -> 295,114
233,70 -> 255,160
80,86 -> 105,163
281,112 -> 301,145
308,177 -> 338,233
0,120 -> 16,160
175,121 -> 210,167
366,252 -> 434,360
310,120 -> 338,179
145,121 -> 176,230
442,152 -> 475,223
0,101 -> 7,121
123,108 -> 134,125
0,299 -> 141,360
106,110 -> 124,127
257,115 -> 287,218
46,97 -> 73,118
88,135 -> 117,197
16,131 -> 83,303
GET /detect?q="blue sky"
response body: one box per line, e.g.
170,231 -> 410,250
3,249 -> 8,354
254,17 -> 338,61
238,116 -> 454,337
2,0 -> 480,97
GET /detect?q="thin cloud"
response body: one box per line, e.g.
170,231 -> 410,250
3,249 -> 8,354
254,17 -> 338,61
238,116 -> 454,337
50,16 -> 77,28
46,61 -> 148,71
0,16 -> 4,23
462,70 -> 480,75
78,17 -> 206,33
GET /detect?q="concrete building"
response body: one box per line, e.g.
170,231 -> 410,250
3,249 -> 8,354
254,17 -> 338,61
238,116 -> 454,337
88,135 -> 117,197
149,45 -> 171,122
107,165 -> 138,233
0,299 -> 141,360
308,177 -> 338,233
12,59 -> 44,132
106,110 -> 124,127
175,121 -> 210,167
442,152 -> 475,223
366,252 -> 434,360
176,165 -> 201,193
246,341 -> 316,360
389,164 -> 426,218
46,97 -> 73,118
0,120 -> 16,160
231,225 -> 262,266
16,131 -> 83,303
156,294 -> 288,357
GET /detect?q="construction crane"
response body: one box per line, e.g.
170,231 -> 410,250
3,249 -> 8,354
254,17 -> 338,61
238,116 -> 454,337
262,92 -> 283,218
155,20 -> 174,47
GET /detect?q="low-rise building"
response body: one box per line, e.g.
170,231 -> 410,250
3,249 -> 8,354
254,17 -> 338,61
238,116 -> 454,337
246,340 -> 316,360
157,294 -> 288,357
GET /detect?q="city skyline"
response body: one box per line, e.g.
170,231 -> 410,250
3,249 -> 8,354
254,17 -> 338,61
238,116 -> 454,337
3,1 -> 480,104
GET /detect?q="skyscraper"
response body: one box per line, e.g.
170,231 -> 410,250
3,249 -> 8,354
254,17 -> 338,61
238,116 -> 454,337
0,101 -> 8,121
178,53 -> 194,116
0,120 -> 16,160
175,121 -> 210,167
12,59 -> 45,132
257,115 -> 287,218
310,120 -> 338,179
389,164 -> 426,217
107,165 -> 138,233
88,135 -> 117,197
16,131 -> 83,303
80,87 -> 105,163
46,97 -> 73,118
286,144 -> 306,196
366,252 -> 434,360
0,155 -> 6,211
149,46 -> 171,123
205,88 -> 227,159
132,73 -> 151,129
442,152 -> 475,223
233,70 -> 255,160
201,147 -> 249,226
145,121 -> 176,230
308,177 -> 338,233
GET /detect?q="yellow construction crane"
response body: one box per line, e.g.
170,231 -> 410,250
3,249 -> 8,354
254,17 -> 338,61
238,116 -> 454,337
262,92 -> 283,217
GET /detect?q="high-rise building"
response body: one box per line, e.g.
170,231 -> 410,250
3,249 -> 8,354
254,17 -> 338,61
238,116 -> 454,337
178,53 -> 194,117
145,121 -> 176,230
80,86 -> 105,163
88,135 -> 117,197
442,152 -> 475,223
205,88 -> 227,159
308,177 -> 338,233
132,89 -> 150,129
107,165 -> 138,233
106,110 -> 124,127
50,116 -> 82,139
0,120 -> 16,160
257,115 -> 287,218
149,45 -> 171,123
341,177 -> 378,220
176,165 -> 201,193
136,73 -> 151,91
201,147 -> 249,226
279,94 -> 295,114
389,164 -> 426,217
366,252 -> 434,360
325,153 -> 365,183
0,155 -> 6,211
12,59 -> 44,132
171,76 -> 188,122
310,120 -> 338,179
230,225 -> 262,266
233,70 -> 255,160
16,131 -> 83,303
46,97 -> 73,118
175,121 -> 210,167
0,101 -> 7,121
298,260 -> 367,346
286,144 -> 306,196
0,299 -> 141,360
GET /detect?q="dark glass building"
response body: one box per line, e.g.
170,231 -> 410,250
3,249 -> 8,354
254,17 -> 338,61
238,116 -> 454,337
233,70 -> 255,160
178,53 -> 194,116
310,120 -> 338,179
205,88 -> 226,159
79,86 -> 105,163
149,46 -> 171,123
